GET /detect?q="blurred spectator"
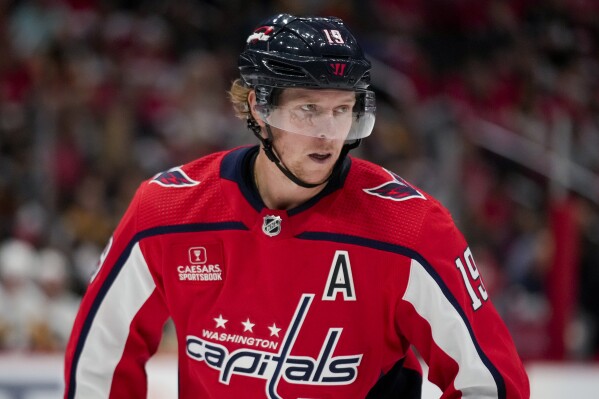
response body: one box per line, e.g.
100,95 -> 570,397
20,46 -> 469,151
0,239 -> 44,351
61,174 -> 114,248
30,247 -> 79,351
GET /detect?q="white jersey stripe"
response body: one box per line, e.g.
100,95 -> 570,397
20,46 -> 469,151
74,242 -> 156,398
403,258 -> 498,398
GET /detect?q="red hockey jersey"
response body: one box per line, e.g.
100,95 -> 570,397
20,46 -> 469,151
64,145 -> 529,398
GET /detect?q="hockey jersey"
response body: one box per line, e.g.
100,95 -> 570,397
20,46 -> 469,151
64,145 -> 529,398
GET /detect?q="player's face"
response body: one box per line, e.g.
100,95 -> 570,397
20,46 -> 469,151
261,88 -> 356,185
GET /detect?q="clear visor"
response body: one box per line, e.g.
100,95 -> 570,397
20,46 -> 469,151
254,89 -> 376,141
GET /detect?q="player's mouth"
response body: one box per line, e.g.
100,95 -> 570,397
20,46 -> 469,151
308,152 -> 332,163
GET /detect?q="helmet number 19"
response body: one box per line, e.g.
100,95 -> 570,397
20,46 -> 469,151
323,29 -> 345,45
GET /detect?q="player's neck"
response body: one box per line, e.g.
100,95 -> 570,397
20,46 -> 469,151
254,150 -> 325,210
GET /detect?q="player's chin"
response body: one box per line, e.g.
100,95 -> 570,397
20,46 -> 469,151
300,166 -> 336,186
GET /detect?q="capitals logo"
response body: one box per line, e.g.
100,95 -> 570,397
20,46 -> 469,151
186,294 -> 362,398
150,167 -> 199,188
247,26 -> 275,44
363,169 -> 425,202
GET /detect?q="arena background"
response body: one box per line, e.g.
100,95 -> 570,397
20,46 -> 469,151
0,0 -> 598,397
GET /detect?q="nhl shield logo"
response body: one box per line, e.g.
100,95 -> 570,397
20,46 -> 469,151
262,215 -> 282,237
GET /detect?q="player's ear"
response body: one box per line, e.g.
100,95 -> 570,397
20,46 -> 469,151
247,90 -> 266,128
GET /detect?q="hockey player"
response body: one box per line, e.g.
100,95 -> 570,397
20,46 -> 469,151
64,13 -> 529,398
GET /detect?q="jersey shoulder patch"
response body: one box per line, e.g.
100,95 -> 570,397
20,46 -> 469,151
150,166 -> 200,188
136,151 -> 233,231
363,168 -> 426,202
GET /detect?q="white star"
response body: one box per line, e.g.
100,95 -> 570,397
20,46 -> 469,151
268,323 -> 282,337
214,314 -> 228,329
241,318 -> 255,332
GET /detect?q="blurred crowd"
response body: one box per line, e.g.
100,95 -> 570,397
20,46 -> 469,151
0,0 -> 598,362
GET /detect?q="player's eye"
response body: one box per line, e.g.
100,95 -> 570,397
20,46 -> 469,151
334,105 -> 351,114
300,104 -> 318,112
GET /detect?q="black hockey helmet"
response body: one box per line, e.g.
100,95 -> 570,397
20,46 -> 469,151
239,14 -> 372,91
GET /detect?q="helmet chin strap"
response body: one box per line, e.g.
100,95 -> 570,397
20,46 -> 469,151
247,118 -> 359,189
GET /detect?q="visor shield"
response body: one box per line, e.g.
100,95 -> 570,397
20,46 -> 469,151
255,90 -> 376,140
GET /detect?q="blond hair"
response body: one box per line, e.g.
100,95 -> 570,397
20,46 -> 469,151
228,78 -> 252,120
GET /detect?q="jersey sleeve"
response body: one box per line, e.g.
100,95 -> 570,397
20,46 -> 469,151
395,202 -> 530,398
64,183 -> 170,399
